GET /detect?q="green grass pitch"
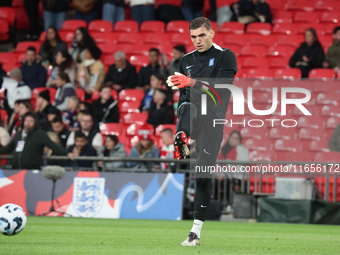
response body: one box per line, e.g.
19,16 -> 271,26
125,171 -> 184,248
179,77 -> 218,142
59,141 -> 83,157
1,217 -> 340,254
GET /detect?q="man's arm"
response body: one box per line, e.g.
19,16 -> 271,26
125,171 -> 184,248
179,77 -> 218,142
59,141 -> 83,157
0,137 -> 16,155
104,65 -> 114,83
37,63 -> 48,88
126,65 -> 137,89
42,131 -> 68,155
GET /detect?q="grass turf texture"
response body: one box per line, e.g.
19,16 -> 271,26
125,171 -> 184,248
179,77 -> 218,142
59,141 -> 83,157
1,217 -> 340,254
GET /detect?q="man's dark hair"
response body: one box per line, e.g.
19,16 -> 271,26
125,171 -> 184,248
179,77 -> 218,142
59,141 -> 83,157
79,110 -> 92,118
333,26 -> 340,35
16,99 -> 33,112
52,115 -> 63,124
100,84 -> 112,92
174,45 -> 186,54
189,17 -> 212,31
75,130 -> 87,139
161,128 -> 173,136
149,48 -> 160,55
58,71 -> 71,83
155,88 -> 167,98
26,46 -> 36,54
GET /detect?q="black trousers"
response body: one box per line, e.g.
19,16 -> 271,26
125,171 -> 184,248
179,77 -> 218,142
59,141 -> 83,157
24,0 -> 41,36
177,102 -> 224,221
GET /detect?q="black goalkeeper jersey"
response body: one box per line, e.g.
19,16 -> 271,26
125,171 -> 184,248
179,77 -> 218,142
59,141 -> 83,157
178,43 -> 238,118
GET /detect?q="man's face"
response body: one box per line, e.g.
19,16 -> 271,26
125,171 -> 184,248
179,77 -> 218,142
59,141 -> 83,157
100,87 -> 111,101
334,30 -> 340,42
173,49 -> 184,61
114,56 -> 126,69
153,90 -> 164,104
51,122 -> 64,134
161,132 -> 173,146
75,137 -> 87,149
149,51 -> 159,65
24,116 -> 35,132
80,115 -> 93,131
26,50 -> 36,64
190,26 -> 214,52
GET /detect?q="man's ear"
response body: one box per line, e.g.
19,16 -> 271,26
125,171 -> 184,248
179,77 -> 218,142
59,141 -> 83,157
211,29 -> 215,39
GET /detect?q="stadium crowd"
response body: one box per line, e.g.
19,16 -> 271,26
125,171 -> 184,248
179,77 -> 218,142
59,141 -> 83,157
0,0 -> 339,173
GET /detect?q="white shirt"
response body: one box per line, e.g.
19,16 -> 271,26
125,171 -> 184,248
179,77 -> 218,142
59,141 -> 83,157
2,77 -> 31,109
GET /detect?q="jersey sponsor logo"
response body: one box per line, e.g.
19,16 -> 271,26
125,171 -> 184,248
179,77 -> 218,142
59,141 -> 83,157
209,58 -> 215,66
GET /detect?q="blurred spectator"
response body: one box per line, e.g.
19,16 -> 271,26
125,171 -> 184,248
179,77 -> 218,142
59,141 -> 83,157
64,96 -> 80,129
0,112 -> 74,169
20,47 -> 47,90
289,28 -> 325,78
126,0 -> 155,25
102,0 -> 125,26
47,106 -> 62,124
23,0 -> 40,40
42,0 -> 69,31
231,0 -> 272,24
66,110 -> 103,150
105,51 -> 137,91
0,64 -> 6,80
140,73 -> 163,112
126,131 -> 160,169
36,89 -> 59,131
73,0 -> 100,24
0,0 -> 13,6
43,131 -> 62,166
2,68 -> 31,117
323,26 -> 340,73
76,45 -> 105,98
51,115 -> 70,148
39,27 -> 68,67
137,48 -> 166,89
159,128 -> 176,172
92,85 -> 119,124
8,100 -> 33,137
328,123 -> 340,152
98,135 -> 127,171
217,2 -> 233,25
0,115 -> 10,147
181,0 -> 204,22
47,51 -> 76,87
53,72 -> 76,112
168,45 -> 186,75
147,89 -> 174,130
66,131 -> 97,168
69,27 -> 97,64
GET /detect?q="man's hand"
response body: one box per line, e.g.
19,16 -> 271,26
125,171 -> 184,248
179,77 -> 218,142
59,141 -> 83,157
302,55 -> 310,62
166,72 -> 196,90
295,61 -> 302,67
323,61 -> 330,68
68,153 -> 75,161
333,66 -> 340,73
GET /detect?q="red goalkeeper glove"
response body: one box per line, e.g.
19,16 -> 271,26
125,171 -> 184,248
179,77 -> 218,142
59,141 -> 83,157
166,72 -> 197,90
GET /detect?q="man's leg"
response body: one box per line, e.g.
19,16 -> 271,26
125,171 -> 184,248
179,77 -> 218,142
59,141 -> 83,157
55,12 -> 67,30
102,3 -> 115,25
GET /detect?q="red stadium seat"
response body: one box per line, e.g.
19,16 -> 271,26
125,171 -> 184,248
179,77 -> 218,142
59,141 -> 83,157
296,23 -> 326,35
13,6 -> 29,30
297,116 -> 324,129
268,57 -> 290,69
1,63 -> 20,72
127,44 -> 155,57
125,123 -> 154,136
88,20 -> 112,33
298,128 -> 325,141
274,68 -> 302,79
266,0 -> 286,11
142,33 -> 170,45
240,45 -> 267,57
245,138 -> 273,151
15,41 -> 41,53
219,22 -> 245,34
246,22 -> 272,35
251,91 -> 277,104
170,33 -> 191,45
267,45 -> 295,58
240,127 -> 268,140
269,127 -> 297,140
166,21 -> 190,33
129,55 -> 149,71
314,152 -> 340,162
0,19 -> 9,41
272,23 -> 297,35
241,57 -> 269,69
59,31 -> 75,43
61,20 -> 87,31
222,34 -> 250,47
277,35 -> 304,47
309,68 -> 336,78
274,139 -> 302,152
123,112 -> 149,125
247,68 -> 274,78
116,32 -> 143,45
294,12 -> 320,23
155,124 -> 176,136
319,35 -> 333,48
0,109 -> 8,124
118,89 -> 145,102
0,52 -> 17,64
320,12 -> 340,23
326,117 -> 340,129
249,150 -> 276,161
0,7 -> 15,27
118,101 -> 140,113
316,93 -> 339,106
277,151 -> 313,162
285,0 -> 314,12
224,45 -> 241,57
91,90 -> 117,101
249,35 -> 277,47
272,11 -> 293,24
91,32 -> 117,44
97,43 -> 122,55
315,1 -> 340,12
114,20 -> 139,32
310,140 -> 330,152
76,88 -> 85,102
100,123 -> 125,136
140,21 -> 165,33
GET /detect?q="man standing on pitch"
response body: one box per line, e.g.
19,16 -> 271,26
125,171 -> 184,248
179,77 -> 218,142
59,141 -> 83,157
167,17 -> 237,246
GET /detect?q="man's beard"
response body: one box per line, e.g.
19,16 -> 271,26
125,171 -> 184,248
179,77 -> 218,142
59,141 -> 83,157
24,127 -> 33,133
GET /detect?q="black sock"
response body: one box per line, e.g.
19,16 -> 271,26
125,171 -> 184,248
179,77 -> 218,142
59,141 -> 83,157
193,178 -> 212,221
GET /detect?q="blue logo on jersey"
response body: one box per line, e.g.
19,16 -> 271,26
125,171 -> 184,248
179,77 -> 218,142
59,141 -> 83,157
209,58 -> 215,66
